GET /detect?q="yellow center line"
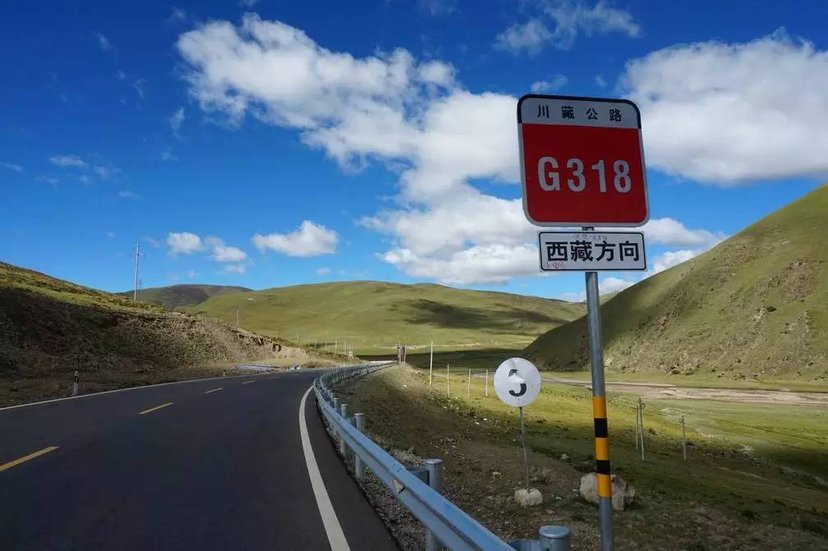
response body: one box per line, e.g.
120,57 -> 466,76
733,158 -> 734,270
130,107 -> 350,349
0,446 -> 59,472
204,387 -> 223,394
242,380 -> 255,385
139,402 -> 174,415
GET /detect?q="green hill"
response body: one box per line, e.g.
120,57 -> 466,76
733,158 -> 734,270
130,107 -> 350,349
189,281 -> 584,354
525,185 -> 828,383
0,262 -> 313,406
121,284 -> 251,309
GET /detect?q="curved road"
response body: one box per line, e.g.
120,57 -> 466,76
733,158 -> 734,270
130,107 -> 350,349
0,371 -> 397,550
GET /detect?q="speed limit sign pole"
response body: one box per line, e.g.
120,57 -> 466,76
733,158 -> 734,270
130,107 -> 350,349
518,94 -> 650,551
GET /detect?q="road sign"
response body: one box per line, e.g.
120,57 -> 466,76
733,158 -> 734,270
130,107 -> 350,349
517,95 -> 648,227
493,358 -> 541,408
539,231 -> 646,271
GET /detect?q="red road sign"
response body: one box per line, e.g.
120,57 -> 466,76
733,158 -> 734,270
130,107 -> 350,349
518,95 -> 649,227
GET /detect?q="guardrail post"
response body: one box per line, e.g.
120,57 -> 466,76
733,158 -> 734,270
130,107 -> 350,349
425,458 -> 444,551
539,525 -> 571,551
339,403 -> 349,456
354,413 -> 365,480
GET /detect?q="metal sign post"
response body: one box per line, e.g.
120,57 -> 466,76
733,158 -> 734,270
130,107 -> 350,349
583,247 -> 613,548
494,358 -> 542,493
518,94 -> 650,551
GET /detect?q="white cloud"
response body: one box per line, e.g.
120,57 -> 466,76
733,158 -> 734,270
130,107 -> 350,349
176,16 -> 717,285
95,32 -> 113,52
530,74 -> 568,93
211,242 -> 247,262
50,154 -> 86,168
167,232 -> 204,255
382,243 -> 538,285
118,190 -> 141,200
252,221 -> 339,257
640,217 -> 725,248
622,30 -> 828,184
239,0 -> 259,6
418,0 -> 457,16
652,249 -> 697,274
225,264 -> 247,274
132,78 -> 146,101
169,7 -> 188,22
94,165 -> 118,179
594,74 -> 607,87
316,267 -> 332,276
1,162 -> 23,172
495,19 -> 551,55
599,276 -> 637,294
161,149 -> 179,162
495,1 -> 640,54
170,107 -> 185,132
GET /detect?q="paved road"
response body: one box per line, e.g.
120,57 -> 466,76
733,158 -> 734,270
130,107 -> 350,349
0,371 -> 398,550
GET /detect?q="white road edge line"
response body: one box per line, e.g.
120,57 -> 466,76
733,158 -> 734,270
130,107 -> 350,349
299,385 -> 351,551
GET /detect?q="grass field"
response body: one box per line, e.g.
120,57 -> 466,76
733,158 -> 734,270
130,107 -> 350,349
188,281 -> 584,355
526,184 -> 828,384
341,366 -> 828,550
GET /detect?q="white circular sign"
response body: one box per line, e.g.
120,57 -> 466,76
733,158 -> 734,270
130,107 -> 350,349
494,358 -> 541,408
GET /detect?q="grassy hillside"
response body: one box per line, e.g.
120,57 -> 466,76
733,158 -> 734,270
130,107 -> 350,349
121,284 -> 251,309
0,262 -> 323,406
189,281 -> 584,354
525,185 -> 828,383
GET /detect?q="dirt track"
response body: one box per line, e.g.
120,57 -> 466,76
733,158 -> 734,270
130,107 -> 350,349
547,376 -> 828,406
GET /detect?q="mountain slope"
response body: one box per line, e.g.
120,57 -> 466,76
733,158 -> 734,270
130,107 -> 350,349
0,263 -> 315,406
121,284 -> 251,309
189,281 -> 584,352
525,185 -> 827,382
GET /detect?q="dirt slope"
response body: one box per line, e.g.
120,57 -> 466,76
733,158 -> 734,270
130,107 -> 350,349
0,262 -> 316,406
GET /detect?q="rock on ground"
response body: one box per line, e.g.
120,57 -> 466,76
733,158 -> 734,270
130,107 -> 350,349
514,488 -> 543,507
579,473 -> 637,511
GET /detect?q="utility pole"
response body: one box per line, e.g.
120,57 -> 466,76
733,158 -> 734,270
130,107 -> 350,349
132,243 -> 141,301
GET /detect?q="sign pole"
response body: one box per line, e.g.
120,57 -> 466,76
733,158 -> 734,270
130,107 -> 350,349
583,228 -> 614,551
429,341 -> 434,387
519,406 -> 530,491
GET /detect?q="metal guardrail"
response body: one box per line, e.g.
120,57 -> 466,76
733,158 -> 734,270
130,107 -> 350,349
316,364 -> 571,551
315,364 -> 516,551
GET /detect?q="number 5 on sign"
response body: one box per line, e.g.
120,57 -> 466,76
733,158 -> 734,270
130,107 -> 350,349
494,358 -> 541,408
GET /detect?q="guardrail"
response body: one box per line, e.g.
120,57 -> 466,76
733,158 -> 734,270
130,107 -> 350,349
314,364 -> 571,551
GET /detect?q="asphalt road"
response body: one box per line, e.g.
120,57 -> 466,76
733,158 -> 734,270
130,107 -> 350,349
0,371 -> 398,550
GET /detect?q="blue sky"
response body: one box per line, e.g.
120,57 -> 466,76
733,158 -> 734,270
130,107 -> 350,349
2,0 -> 826,300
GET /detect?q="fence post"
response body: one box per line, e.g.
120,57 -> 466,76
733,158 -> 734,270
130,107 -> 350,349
339,403 -> 349,456
425,458 -> 444,551
467,369 -> 471,397
446,365 -> 451,397
681,414 -> 687,460
485,369 -> 489,397
638,397 -> 646,460
71,370 -> 79,397
354,413 -> 366,479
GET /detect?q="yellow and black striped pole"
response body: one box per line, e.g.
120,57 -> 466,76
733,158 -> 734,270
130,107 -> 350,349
584,264 -> 614,550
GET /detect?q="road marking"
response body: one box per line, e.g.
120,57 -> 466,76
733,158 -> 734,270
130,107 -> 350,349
0,372 -> 285,412
0,446 -> 59,472
139,402 -> 174,415
204,387 -> 223,394
299,386 -> 350,551
242,380 -> 255,385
